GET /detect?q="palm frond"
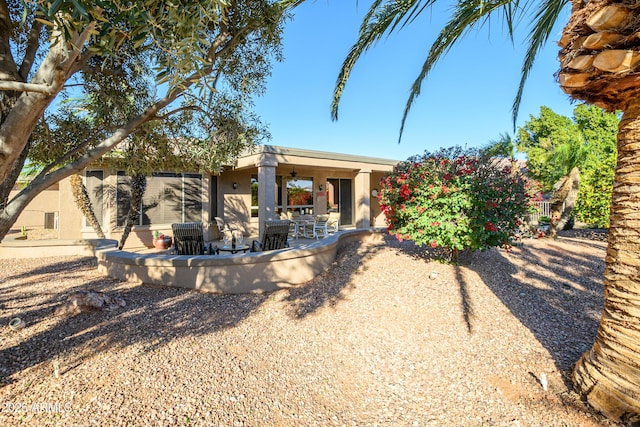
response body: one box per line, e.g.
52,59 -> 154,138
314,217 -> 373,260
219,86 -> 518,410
399,0 -> 515,142
511,0 -> 568,127
332,0 -> 434,121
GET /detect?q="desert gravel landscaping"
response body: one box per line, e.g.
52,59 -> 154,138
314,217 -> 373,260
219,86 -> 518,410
0,232 -> 626,426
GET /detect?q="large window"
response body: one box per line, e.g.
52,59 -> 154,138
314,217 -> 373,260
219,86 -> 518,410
116,172 -> 202,226
85,170 -> 104,227
286,177 -> 314,214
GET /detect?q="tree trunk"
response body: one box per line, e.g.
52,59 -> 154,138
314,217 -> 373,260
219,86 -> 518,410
0,138 -> 31,210
557,166 -> 580,232
118,174 -> 145,250
70,174 -> 105,239
548,167 -> 580,238
572,98 -> 640,423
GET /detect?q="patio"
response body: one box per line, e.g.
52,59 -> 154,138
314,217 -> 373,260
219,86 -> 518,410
96,228 -> 384,294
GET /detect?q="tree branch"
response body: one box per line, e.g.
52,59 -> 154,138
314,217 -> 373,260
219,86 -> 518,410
0,80 -> 57,94
156,105 -> 205,120
19,20 -> 43,81
0,0 -> 20,83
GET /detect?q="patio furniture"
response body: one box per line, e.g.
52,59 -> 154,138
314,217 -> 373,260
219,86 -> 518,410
217,244 -> 251,254
251,220 -> 291,252
311,214 -> 330,239
172,222 -> 207,255
327,211 -> 340,233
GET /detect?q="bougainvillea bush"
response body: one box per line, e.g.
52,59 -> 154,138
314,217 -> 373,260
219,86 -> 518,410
378,146 -> 538,257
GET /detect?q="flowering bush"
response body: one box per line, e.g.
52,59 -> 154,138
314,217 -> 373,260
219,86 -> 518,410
378,146 -> 538,256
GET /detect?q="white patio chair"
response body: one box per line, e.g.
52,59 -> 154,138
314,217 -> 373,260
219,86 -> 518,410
311,214 -> 330,239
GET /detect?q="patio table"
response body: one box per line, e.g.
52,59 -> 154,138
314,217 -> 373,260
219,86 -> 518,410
217,244 -> 250,254
291,217 -> 315,239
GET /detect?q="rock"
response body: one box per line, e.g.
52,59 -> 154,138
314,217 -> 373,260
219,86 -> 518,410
54,290 -> 126,316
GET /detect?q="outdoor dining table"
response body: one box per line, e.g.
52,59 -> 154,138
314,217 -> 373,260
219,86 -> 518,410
290,216 -> 315,239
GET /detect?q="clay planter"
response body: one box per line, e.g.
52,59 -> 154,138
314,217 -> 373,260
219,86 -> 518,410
153,237 -> 172,250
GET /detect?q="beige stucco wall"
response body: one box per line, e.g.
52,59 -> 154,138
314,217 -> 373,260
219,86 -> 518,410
7,146 -> 397,249
9,183 -> 60,230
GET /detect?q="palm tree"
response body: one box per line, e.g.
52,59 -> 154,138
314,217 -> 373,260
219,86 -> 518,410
333,0 -> 639,420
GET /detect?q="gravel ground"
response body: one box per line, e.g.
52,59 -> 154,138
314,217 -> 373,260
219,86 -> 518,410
0,233 -> 624,426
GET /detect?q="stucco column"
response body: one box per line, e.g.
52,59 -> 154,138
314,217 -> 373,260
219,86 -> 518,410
257,155 -> 278,237
354,169 -> 371,229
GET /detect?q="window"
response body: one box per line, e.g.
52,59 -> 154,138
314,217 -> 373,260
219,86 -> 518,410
116,172 -> 202,226
286,177 -> 314,214
85,170 -> 104,227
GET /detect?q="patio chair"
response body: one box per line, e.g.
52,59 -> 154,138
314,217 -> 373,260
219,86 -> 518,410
327,211 -> 340,233
172,222 -> 208,255
251,220 -> 291,252
311,214 -> 330,239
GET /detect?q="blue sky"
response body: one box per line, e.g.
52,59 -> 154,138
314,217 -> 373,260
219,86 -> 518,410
253,0 -> 577,161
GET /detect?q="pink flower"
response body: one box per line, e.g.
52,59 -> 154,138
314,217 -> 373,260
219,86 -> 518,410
430,241 -> 437,248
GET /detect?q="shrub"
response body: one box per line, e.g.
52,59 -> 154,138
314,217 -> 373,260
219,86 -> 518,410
378,146 -> 537,257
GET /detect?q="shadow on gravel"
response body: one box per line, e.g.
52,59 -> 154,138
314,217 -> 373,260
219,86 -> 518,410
465,238 -> 606,384
283,239 -> 387,319
388,234 -> 606,387
0,257 -> 269,384
470,241 -> 604,380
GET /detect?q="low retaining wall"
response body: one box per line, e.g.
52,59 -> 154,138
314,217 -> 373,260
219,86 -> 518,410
98,229 -> 385,294
0,238 -> 118,259
0,229 -> 386,294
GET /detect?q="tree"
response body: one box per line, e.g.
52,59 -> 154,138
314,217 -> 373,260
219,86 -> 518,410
517,106 -> 590,237
334,0 -> 640,420
70,173 -> 105,239
517,105 -> 618,232
572,104 -> 618,228
0,0 -> 302,242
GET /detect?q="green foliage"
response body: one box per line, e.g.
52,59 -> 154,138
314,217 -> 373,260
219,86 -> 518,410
517,106 -> 585,191
22,0 -> 285,176
378,146 -> 537,255
517,104 -> 618,227
573,104 -> 619,227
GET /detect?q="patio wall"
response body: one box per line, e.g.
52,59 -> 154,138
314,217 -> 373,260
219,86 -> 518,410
96,229 -> 385,294
0,229 -> 386,294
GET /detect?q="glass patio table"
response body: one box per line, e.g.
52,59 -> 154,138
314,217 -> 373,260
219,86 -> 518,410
217,244 -> 250,254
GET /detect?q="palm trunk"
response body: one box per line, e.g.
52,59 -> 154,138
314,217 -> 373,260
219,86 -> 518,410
557,166 -> 580,232
70,174 -> 105,238
572,99 -> 640,422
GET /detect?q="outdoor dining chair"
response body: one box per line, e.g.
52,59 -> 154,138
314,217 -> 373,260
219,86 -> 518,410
251,220 -> 291,252
172,222 -> 208,255
327,211 -> 340,233
311,214 -> 330,239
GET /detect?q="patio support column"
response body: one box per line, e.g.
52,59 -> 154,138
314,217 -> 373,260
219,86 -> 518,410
257,155 -> 278,237
354,169 -> 371,229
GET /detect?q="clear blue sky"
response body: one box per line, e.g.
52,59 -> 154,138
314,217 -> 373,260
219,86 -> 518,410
253,0 -> 576,161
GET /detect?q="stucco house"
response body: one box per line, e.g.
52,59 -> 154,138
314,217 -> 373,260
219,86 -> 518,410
10,145 -> 399,250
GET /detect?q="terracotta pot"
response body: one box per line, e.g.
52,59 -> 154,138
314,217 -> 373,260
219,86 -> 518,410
153,237 -> 172,250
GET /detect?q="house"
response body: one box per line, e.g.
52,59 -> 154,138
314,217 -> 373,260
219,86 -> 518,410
9,145 -> 399,249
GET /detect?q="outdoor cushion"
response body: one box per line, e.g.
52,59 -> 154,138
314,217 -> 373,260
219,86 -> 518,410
251,220 -> 291,252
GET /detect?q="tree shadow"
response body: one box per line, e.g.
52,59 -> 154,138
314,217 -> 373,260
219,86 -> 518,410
283,237 -> 390,318
388,235 -> 606,387
0,256 -> 269,386
466,239 -> 604,383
